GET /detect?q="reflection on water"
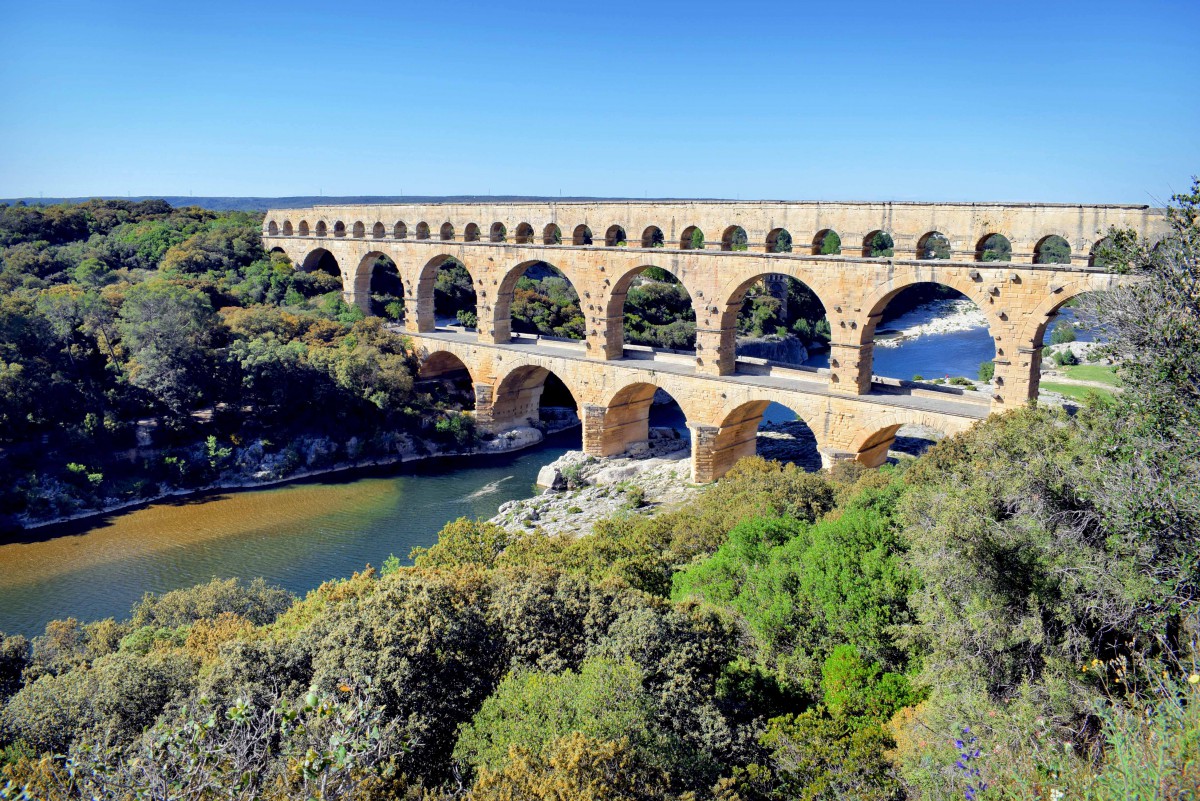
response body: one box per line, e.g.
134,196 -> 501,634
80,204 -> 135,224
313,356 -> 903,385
0,430 -> 579,638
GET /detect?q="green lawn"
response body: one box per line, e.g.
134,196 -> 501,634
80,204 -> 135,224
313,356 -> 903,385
1060,364 -> 1122,386
1040,381 -> 1116,402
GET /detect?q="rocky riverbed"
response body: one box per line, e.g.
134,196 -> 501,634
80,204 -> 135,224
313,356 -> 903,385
876,298 -> 988,347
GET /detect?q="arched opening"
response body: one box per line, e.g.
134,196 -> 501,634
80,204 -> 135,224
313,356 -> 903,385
722,226 -> 749,252
282,221 -> 294,236
864,281 -> 993,388
372,222 -> 386,239
543,224 -> 562,245
731,274 -> 829,367
611,265 -> 697,352
334,221 -> 346,237
490,222 -> 507,243
1030,291 -> 1110,405
573,224 -> 593,246
917,231 -> 951,260
394,221 -> 408,239
495,260 -> 585,342
514,223 -> 534,244
316,221 -> 328,237
680,225 -> 704,250
977,233 -> 1012,262
298,220 -> 310,236
267,220 -> 279,235
301,247 -> 341,278
366,254 -> 404,321
863,230 -> 894,257
641,226 -> 665,248
416,222 -> 431,240
416,353 -> 477,432
440,222 -> 455,241
1089,237 -> 1114,269
1035,235 -> 1072,265
850,422 -> 946,468
599,383 -> 690,458
464,223 -> 481,242
766,228 -> 793,253
605,225 -> 628,247
812,229 -> 841,255
491,366 -> 581,442
352,221 -> 365,238
712,401 -> 822,478
417,255 -> 478,331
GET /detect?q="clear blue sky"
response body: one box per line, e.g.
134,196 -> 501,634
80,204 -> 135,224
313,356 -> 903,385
1,0 -> 1196,203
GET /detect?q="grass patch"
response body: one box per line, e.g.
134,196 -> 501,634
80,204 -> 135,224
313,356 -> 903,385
1061,364 -> 1122,386
1040,381 -> 1116,402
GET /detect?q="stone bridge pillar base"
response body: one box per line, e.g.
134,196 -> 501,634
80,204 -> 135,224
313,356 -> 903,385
581,404 -> 608,456
827,341 -> 874,394
690,425 -> 722,483
989,348 -> 1040,412
592,315 -> 626,360
695,329 -> 735,376
472,383 -> 496,431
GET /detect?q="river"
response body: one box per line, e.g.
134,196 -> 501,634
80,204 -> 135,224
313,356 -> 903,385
0,307 -> 1086,639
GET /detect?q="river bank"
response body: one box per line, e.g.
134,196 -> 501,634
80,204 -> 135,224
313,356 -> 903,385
875,298 -> 988,347
13,420 -> 578,533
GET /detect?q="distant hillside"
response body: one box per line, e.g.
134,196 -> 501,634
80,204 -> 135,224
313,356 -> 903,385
0,195 -> 703,212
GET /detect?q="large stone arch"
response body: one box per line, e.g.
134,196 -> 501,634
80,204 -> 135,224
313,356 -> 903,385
703,398 -> 827,481
300,246 -> 341,277
600,260 -> 703,360
418,349 -> 477,383
491,259 -> 588,344
594,380 -> 698,458
844,410 -> 975,467
350,250 -> 404,315
489,363 -> 583,431
414,254 -> 477,334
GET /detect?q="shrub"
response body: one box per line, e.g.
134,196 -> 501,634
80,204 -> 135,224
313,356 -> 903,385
1054,348 -> 1080,366
0,634 -> 29,703
1050,323 -> 1077,344
456,309 -> 478,329
130,577 -> 293,628
978,360 -> 995,381
410,517 -> 517,570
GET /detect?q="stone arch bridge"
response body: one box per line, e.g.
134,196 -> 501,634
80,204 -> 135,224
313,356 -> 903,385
264,200 -> 1164,482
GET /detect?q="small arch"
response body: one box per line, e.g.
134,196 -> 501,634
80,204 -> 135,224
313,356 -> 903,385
315,221 -> 328,237
416,222 -> 431,240
766,228 -> 793,253
440,222 -> 455,241
711,400 -> 822,479
372,222 -> 385,239
333,221 -> 346,238
641,226 -> 665,248
977,233 -> 1012,262
917,231 -> 951,260
514,222 -> 534,244
812,229 -> 841,255
599,382 -> 691,457
464,223 -> 481,242
605,225 -> 628,247
680,225 -> 704,250
490,222 -> 507,243
572,224 -> 593,246
543,223 -> 562,245
352,221 -> 365,238
863,230 -> 894,257
394,221 -> 408,239
267,220 -> 279,236
1035,235 -> 1072,265
282,220 -> 294,236
722,225 -> 748,252
298,220 -> 310,236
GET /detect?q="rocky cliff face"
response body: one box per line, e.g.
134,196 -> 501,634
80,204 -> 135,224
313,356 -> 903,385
735,335 -> 809,365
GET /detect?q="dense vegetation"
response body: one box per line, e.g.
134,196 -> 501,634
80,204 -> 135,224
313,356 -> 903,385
0,200 -> 476,529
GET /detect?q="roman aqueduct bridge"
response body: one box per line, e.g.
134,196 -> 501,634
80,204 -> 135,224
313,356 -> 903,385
263,200 -> 1165,481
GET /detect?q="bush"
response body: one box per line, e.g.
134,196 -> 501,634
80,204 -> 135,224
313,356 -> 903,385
456,309 -> 478,329
978,360 -> 995,382
1054,348 -> 1080,366
1050,323 -> 1078,344
130,577 -> 293,628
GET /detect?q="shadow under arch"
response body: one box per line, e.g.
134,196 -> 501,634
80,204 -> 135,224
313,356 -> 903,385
415,254 -> 477,333
416,350 -> 477,409
604,262 -> 699,358
492,259 -> 587,343
598,381 -> 691,457
301,247 -> 341,277
489,364 -> 581,435
711,399 -> 823,479
353,250 -> 404,319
